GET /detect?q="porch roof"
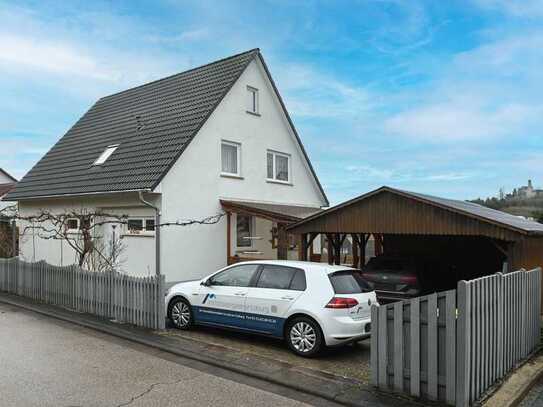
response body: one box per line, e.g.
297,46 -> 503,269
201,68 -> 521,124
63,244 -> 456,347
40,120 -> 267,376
220,200 -> 322,224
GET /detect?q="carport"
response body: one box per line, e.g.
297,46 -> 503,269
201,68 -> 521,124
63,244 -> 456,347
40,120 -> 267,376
287,186 -> 543,294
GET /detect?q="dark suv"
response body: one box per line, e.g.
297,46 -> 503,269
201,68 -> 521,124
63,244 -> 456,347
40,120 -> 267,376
361,256 -> 421,303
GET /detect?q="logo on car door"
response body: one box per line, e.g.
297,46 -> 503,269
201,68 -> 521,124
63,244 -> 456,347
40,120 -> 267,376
202,293 -> 216,304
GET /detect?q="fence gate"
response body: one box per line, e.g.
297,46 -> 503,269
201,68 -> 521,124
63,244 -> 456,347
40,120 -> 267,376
0,257 -> 165,330
371,268 -> 541,407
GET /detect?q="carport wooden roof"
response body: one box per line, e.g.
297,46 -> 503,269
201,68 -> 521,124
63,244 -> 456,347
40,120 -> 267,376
287,186 -> 543,240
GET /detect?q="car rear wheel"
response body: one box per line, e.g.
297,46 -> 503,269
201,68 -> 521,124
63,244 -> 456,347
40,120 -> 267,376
169,298 -> 193,330
286,317 -> 323,357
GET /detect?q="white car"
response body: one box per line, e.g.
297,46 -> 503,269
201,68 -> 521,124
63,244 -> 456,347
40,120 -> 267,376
165,260 -> 376,356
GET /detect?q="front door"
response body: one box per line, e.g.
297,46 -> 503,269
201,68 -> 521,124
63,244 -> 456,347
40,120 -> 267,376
193,263 -> 260,331
245,264 -> 306,336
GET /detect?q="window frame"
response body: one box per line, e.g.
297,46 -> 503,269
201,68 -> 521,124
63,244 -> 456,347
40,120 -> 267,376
253,265 -> 307,291
93,144 -> 119,166
125,217 -> 155,236
208,263 -> 260,288
266,150 -> 291,184
65,218 -> 80,233
235,213 -> 255,250
220,140 -> 242,177
246,86 -> 259,115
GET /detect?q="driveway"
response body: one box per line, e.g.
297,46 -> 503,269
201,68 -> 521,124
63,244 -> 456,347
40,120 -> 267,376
0,302 -> 331,407
163,322 -> 372,383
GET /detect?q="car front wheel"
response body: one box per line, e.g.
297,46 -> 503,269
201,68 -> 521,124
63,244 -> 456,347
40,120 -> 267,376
168,298 -> 193,330
286,317 -> 323,357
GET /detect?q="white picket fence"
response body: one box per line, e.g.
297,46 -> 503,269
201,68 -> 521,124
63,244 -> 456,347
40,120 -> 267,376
371,268 -> 542,407
0,257 -> 165,330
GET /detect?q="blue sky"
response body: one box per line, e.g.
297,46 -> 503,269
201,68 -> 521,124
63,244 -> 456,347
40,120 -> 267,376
1,0 -> 542,205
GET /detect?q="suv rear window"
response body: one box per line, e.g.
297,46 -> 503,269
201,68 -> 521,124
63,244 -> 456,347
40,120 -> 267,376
329,270 -> 372,294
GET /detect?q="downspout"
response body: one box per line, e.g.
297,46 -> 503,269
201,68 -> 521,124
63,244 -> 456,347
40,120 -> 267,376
138,191 -> 165,329
138,191 -> 160,278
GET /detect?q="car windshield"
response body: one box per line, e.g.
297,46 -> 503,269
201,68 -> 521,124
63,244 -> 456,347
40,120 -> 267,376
329,270 -> 373,294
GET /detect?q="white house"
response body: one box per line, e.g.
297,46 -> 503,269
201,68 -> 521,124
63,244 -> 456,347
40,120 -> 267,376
5,49 -> 328,283
0,168 -> 17,212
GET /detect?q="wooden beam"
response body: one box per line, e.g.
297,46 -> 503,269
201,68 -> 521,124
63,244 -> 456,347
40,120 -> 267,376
360,233 -> 367,267
299,233 -> 308,261
335,234 -> 342,265
326,233 -> 334,265
226,212 -> 231,261
489,238 -> 508,256
277,223 -> 288,260
375,233 -> 383,256
352,233 -> 359,268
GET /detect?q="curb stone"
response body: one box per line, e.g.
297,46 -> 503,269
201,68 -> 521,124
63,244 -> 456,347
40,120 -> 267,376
482,352 -> 543,407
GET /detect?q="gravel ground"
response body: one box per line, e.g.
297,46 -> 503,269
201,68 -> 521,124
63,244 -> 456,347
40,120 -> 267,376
161,322 -> 372,383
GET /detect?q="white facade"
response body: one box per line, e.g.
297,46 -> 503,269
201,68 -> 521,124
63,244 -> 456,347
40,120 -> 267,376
17,57 -> 327,283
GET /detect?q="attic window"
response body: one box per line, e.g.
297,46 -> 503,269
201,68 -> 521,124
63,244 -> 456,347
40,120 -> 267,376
246,86 -> 259,115
93,144 -> 119,165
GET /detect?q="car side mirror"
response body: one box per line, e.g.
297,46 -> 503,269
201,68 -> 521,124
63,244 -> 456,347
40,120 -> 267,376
201,279 -> 211,287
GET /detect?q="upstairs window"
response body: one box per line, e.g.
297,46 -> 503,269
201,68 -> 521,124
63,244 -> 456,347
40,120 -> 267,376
221,140 -> 241,177
267,150 -> 290,183
94,144 -> 119,165
247,86 -> 259,115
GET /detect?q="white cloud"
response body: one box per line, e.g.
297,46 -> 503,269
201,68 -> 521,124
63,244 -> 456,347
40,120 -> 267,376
384,102 -> 543,141
473,0 -> 543,17
274,63 -> 375,118
0,34 -> 119,81
382,29 -> 543,142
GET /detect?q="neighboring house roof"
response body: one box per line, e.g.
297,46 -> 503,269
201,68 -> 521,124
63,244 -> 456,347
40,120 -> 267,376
0,168 -> 17,183
0,183 -> 16,199
5,49 -> 328,205
288,186 -> 543,235
220,199 -> 322,223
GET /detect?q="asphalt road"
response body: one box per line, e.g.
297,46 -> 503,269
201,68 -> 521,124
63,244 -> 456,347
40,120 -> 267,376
0,302 -> 337,407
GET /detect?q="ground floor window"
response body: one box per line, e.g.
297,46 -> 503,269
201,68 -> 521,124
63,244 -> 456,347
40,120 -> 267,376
236,214 -> 253,248
127,218 -> 155,235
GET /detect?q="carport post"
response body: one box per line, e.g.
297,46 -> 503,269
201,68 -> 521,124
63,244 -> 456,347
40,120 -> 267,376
326,234 -> 334,265
299,233 -> 308,261
352,234 -> 359,268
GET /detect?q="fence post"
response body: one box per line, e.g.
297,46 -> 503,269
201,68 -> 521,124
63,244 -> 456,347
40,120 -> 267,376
456,280 -> 471,407
371,304 -> 379,386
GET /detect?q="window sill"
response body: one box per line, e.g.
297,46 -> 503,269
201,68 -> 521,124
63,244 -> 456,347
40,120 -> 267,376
121,233 -> 155,238
246,111 -> 261,117
220,173 -> 244,180
266,179 -> 293,186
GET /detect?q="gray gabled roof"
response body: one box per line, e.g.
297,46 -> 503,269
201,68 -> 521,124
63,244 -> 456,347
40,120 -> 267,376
400,188 -> 543,234
5,49 -> 328,203
289,186 -> 543,235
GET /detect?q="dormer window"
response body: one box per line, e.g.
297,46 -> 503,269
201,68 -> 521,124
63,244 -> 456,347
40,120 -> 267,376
93,144 -> 119,165
246,86 -> 259,115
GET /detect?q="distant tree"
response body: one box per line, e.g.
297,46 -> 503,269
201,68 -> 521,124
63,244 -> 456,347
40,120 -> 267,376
534,211 -> 543,224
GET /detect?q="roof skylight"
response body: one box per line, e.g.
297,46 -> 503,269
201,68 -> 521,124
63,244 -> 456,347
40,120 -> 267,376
93,144 -> 119,166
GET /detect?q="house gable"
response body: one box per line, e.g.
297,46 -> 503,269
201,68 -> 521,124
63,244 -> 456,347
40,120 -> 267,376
0,169 -> 17,184
157,56 -> 328,209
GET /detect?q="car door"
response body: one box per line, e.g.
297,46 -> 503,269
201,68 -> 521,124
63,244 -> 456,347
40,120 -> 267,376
244,265 -> 306,336
193,263 -> 260,331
